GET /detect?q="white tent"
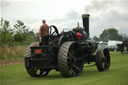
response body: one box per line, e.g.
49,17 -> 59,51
107,40 -> 122,51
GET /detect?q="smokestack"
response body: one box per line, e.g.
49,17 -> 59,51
82,14 -> 90,36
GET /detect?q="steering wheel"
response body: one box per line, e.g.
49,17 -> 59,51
49,25 -> 59,45
49,25 -> 59,36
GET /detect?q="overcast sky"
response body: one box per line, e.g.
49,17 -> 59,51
1,0 -> 128,37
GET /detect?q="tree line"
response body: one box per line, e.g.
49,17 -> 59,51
0,18 -> 37,46
93,28 -> 128,42
0,18 -> 127,46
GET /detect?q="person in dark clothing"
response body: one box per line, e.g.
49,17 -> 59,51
39,20 -> 49,45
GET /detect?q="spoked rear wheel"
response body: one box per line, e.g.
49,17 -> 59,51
96,49 -> 111,72
58,42 -> 84,77
26,68 -> 50,77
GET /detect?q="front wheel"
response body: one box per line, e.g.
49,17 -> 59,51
95,48 -> 111,72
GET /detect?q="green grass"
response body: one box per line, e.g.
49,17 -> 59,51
0,52 -> 128,85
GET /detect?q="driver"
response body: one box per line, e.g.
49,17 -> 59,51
39,20 -> 49,45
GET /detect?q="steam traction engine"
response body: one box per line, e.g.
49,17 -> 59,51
24,14 -> 111,77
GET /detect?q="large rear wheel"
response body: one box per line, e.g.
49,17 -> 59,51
58,42 -> 84,77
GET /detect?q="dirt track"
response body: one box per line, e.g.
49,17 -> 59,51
0,59 -> 24,66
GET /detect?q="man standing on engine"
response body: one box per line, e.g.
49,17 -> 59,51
39,20 -> 49,45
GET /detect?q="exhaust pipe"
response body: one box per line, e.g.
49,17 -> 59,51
82,14 -> 90,37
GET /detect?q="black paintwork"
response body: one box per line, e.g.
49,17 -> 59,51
25,14 -> 98,70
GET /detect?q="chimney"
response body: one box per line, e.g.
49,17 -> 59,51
82,14 -> 90,36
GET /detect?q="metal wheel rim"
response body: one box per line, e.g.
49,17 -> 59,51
103,50 -> 110,70
67,43 -> 83,76
33,69 -> 49,77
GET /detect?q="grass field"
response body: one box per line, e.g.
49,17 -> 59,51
0,52 -> 128,85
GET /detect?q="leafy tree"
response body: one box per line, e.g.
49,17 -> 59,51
100,28 -> 121,42
13,20 -> 37,44
93,36 -> 100,41
0,18 -> 37,45
24,29 -> 37,44
122,34 -> 128,41
0,18 -> 13,45
100,29 -> 108,41
13,20 -> 26,42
